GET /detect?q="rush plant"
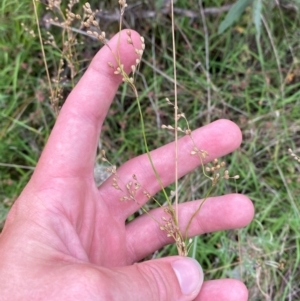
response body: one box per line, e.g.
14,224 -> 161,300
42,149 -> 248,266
33,0 -> 239,257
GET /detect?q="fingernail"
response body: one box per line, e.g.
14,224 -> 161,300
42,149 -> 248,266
172,258 -> 203,296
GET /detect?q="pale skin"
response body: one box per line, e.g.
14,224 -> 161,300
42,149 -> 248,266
0,31 -> 254,301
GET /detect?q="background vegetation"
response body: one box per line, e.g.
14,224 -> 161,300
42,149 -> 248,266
1,0 -> 300,300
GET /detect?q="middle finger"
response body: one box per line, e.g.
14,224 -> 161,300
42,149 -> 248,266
98,119 -> 242,220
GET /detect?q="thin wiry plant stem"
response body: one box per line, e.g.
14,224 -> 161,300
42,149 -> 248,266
171,0 -> 179,228
237,230 -> 243,281
185,184 -> 214,239
190,187 -> 198,259
151,32 -> 161,128
95,4 -> 233,21
140,205 -> 161,225
0,163 -> 35,170
275,162 -> 300,217
47,20 -> 96,38
117,7 -> 123,66
198,0 -> 211,124
131,85 -> 174,212
181,114 -> 210,179
276,3 -> 295,61
32,0 -> 56,116
261,14 -> 284,99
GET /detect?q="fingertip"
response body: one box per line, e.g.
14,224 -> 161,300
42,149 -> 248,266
212,119 -> 243,149
193,119 -> 242,161
235,194 -> 255,226
223,279 -> 249,301
196,279 -> 249,301
195,194 -> 254,234
232,280 -> 249,301
90,29 -> 142,83
217,194 -> 254,229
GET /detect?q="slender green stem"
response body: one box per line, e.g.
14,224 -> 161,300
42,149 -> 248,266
117,12 -> 123,65
132,86 -> 174,213
170,0 -> 179,225
32,0 -> 56,115
185,184 -> 215,239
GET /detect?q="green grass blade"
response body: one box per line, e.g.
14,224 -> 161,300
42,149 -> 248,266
218,0 -> 254,34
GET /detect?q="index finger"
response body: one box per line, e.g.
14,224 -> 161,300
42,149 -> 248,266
34,30 -> 141,180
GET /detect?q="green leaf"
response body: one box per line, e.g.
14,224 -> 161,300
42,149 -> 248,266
218,0 -> 254,34
253,0 -> 262,38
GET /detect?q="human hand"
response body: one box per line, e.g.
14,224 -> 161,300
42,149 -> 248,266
0,31 -> 254,301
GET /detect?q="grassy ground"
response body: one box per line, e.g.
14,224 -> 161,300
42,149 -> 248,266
0,0 -> 54,226
1,0 -> 300,300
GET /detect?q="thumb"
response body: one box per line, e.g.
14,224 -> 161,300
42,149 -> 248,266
100,257 -> 203,301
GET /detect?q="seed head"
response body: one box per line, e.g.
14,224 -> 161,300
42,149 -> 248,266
131,65 -> 136,73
